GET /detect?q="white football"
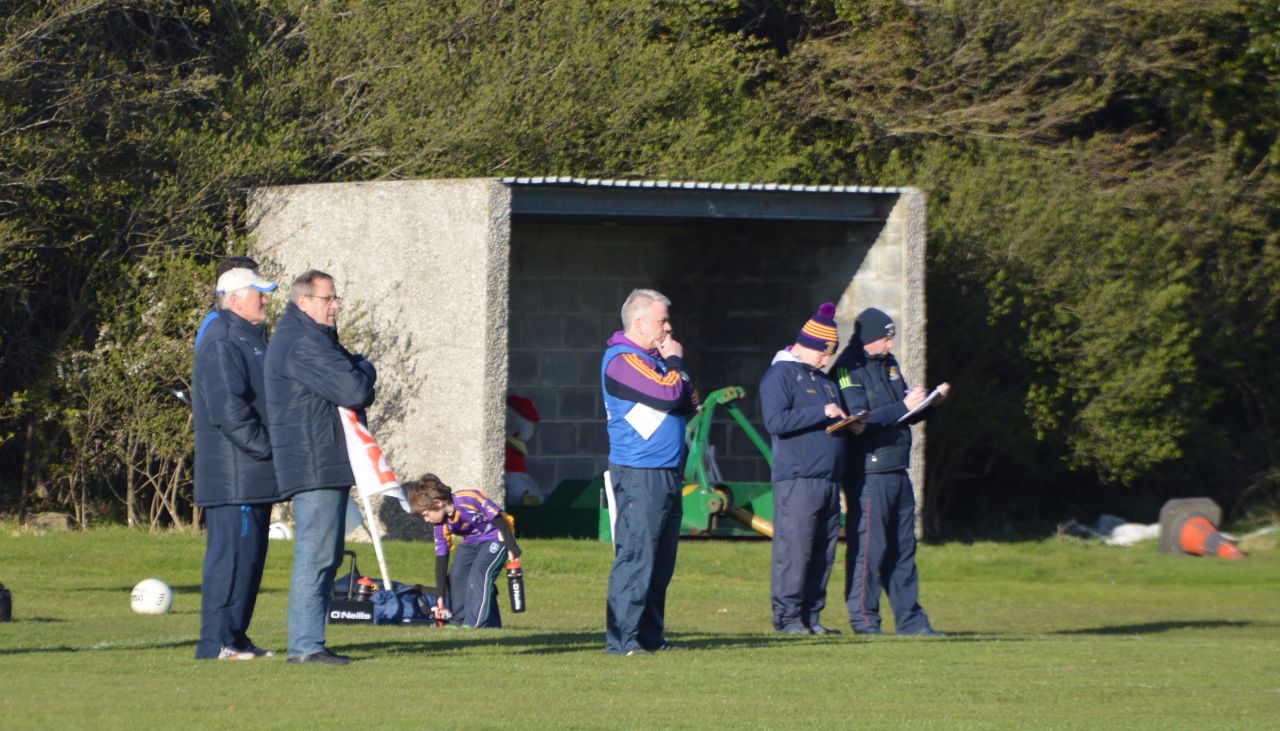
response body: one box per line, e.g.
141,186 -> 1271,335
130,578 -> 173,615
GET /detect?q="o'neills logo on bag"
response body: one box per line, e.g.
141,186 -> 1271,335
330,608 -> 372,621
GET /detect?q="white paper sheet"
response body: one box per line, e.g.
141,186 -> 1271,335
624,402 -> 668,440
897,387 -> 944,423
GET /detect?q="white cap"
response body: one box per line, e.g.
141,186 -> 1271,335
215,268 -> 277,295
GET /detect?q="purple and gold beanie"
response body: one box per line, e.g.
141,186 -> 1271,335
796,303 -> 839,355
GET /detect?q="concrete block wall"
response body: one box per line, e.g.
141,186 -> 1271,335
508,218 -> 889,495
837,190 -> 929,533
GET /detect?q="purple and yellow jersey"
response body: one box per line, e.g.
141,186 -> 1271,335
602,332 -> 690,410
434,489 -> 503,557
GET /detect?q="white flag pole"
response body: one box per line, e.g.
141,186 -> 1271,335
603,470 -> 617,555
360,492 -> 394,590
339,405 -> 406,592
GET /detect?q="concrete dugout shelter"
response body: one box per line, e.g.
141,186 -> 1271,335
250,177 -> 928,534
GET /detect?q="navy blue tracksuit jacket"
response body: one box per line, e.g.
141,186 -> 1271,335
834,347 -> 934,634
760,349 -> 845,632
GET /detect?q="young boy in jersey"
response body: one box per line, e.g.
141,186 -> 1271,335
407,473 -> 522,628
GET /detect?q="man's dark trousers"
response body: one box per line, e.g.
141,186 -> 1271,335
605,464 -> 682,654
771,478 -> 840,631
846,471 -> 930,634
196,504 -> 271,658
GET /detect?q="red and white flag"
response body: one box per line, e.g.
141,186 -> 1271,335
339,407 -> 410,512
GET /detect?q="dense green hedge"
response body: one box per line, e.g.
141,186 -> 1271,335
2,0 -> 1277,534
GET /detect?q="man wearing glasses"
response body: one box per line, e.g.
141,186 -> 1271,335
265,270 -> 376,665
834,307 -> 950,638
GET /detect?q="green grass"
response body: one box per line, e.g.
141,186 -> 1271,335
1,527 -> 1278,730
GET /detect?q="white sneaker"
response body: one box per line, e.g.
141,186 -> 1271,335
217,646 -> 256,661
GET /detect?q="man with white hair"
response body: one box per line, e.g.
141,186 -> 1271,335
601,288 -> 699,655
195,255 -> 260,348
193,266 -> 279,660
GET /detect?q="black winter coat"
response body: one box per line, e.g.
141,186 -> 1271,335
193,309 -> 278,507
264,302 -> 377,499
834,348 -> 924,474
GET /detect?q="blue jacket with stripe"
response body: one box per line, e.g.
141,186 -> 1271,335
192,309 -> 279,507
834,348 -> 924,474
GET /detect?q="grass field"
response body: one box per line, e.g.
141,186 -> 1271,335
1,526 -> 1277,730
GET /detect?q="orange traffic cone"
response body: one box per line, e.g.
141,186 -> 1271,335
1158,498 -> 1244,560
1176,514 -> 1245,559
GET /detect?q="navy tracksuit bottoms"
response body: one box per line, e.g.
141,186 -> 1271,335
770,477 -> 841,631
605,464 -> 682,654
196,504 -> 272,658
845,471 -> 931,634
447,540 -> 507,628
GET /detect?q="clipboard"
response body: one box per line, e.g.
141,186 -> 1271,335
896,387 -> 944,423
826,410 -> 870,434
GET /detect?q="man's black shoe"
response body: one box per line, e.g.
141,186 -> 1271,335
645,643 -> 688,652
852,627 -> 882,635
286,649 -> 351,665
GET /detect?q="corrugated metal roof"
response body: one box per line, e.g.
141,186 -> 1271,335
501,176 -> 906,195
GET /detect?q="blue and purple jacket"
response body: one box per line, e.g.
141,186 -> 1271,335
600,331 -> 697,469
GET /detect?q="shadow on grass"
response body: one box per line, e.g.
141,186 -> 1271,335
69,585 -> 287,596
0,616 -> 66,623
340,622 -> 1274,655
337,629 -> 992,657
0,638 -> 192,656
1055,620 -> 1259,635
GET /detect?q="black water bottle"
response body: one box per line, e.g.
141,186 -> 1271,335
505,560 -> 526,613
0,582 -> 11,622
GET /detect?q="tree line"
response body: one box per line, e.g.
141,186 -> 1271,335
1,0 -> 1276,535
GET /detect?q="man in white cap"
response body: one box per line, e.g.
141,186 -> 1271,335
195,256 -> 260,348
193,266 -> 280,660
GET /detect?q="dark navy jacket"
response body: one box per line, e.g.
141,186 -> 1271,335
834,348 -> 925,474
759,350 -> 846,481
192,309 -> 278,507
264,302 -> 376,499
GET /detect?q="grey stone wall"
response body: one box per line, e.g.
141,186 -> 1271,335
508,218 -> 886,494
838,190 -> 929,535
249,179 -> 510,540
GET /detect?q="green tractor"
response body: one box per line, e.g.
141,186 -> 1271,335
507,386 -> 777,541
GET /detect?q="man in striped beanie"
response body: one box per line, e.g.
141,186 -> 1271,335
759,303 -> 853,636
